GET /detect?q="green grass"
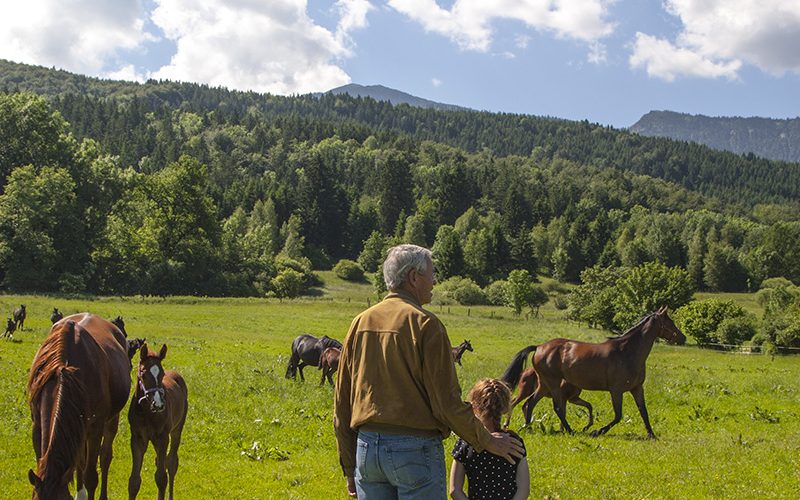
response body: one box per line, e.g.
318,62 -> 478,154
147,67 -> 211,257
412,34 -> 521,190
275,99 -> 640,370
1,285 -> 798,499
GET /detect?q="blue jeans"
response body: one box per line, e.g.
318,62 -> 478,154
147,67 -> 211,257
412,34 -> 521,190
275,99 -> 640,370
355,431 -> 446,500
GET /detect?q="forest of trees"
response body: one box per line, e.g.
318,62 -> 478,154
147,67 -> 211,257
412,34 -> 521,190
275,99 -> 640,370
1,60 -> 800,314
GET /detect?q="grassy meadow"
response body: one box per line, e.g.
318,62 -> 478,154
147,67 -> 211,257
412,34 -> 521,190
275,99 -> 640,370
1,273 -> 798,499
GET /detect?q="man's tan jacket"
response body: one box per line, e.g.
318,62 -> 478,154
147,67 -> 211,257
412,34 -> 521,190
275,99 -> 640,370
334,290 -> 492,476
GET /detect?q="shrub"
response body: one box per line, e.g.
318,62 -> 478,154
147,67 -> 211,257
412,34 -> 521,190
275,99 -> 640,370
434,276 -> 487,306
675,299 -> 751,345
333,259 -> 365,282
484,280 -> 508,306
716,316 -> 758,345
271,268 -> 304,299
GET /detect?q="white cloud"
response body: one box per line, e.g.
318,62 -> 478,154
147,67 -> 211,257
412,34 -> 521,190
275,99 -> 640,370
0,0 -> 153,75
587,41 -> 607,64
104,64 -> 147,83
631,0 -> 800,80
630,33 -> 740,81
432,77 -> 442,87
387,0 -> 615,54
150,0 -> 370,94
514,34 -> 531,49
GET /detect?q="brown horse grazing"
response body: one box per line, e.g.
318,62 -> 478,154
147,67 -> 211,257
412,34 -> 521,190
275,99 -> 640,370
1,317 -> 16,340
451,339 -> 473,366
51,308 -> 64,324
533,306 -> 685,438
285,333 -> 342,381
27,313 -> 130,500
14,304 -> 26,330
128,343 -> 188,500
319,347 -> 341,386
500,345 -> 593,430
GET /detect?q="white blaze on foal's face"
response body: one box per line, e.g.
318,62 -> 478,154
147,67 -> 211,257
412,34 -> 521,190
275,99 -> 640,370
149,364 -> 165,409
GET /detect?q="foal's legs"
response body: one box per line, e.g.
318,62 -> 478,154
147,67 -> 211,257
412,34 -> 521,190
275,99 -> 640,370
630,385 -> 656,439
99,414 -> 120,500
128,432 -> 148,500
167,413 -> 187,500
548,382 -> 573,434
153,436 -> 169,500
521,391 -> 545,427
568,396 -> 594,432
591,390 -> 623,437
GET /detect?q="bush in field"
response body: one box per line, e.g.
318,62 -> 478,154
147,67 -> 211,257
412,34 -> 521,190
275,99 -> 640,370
271,268 -> 304,299
485,280 -> 508,306
434,276 -> 487,305
273,254 -> 320,292
755,277 -> 800,316
333,259 -> 365,282
675,299 -> 754,345
716,316 -> 758,345
503,270 -> 548,316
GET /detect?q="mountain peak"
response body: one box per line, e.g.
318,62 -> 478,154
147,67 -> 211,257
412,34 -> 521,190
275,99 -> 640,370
325,83 -> 467,112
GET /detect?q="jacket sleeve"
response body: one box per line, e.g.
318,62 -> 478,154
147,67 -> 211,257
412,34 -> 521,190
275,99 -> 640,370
333,320 -> 358,476
420,317 -> 492,452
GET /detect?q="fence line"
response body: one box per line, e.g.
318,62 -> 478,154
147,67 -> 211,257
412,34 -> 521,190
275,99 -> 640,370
700,342 -> 800,354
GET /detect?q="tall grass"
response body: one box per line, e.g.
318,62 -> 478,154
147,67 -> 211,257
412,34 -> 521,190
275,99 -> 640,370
0,281 -> 797,498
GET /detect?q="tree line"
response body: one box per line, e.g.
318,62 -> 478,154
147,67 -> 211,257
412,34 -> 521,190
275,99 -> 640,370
2,91 -> 800,302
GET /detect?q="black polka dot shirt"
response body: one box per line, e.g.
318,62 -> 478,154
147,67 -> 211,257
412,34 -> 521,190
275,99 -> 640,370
451,431 -> 527,500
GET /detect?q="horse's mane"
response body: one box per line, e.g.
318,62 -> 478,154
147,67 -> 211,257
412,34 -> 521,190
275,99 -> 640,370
28,321 -> 88,486
614,312 -> 656,340
28,323 -> 74,402
321,336 -> 342,349
38,367 -> 87,485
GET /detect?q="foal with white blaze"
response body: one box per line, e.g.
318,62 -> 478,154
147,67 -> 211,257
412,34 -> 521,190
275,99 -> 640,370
128,344 -> 188,500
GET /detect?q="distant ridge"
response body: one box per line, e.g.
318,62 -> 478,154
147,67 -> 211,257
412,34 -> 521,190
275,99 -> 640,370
324,83 -> 468,112
630,110 -> 800,163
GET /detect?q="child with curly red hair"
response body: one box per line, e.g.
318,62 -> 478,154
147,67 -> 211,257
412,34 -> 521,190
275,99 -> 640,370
449,378 -> 530,500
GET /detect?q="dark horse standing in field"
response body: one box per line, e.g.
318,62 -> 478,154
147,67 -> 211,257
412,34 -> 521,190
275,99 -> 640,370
500,346 -> 593,430
128,343 -> 188,500
14,304 -> 26,330
51,308 -> 64,324
532,306 -> 685,438
451,339 -> 473,366
27,313 -> 131,500
285,333 -> 342,381
319,346 -> 341,386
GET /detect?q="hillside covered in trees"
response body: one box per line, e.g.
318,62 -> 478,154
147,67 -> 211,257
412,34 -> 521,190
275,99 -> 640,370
631,110 -> 800,164
1,59 -> 800,303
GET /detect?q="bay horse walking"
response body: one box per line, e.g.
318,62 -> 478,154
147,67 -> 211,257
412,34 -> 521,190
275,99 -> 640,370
500,346 -> 593,430
319,346 -> 341,386
128,343 -> 188,500
27,313 -> 130,500
285,333 -> 342,381
533,306 -> 685,438
451,339 -> 473,366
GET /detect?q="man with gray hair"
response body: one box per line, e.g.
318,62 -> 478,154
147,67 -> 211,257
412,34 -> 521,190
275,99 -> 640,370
335,244 -> 524,498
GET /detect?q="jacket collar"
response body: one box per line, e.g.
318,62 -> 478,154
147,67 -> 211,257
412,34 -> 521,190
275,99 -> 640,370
385,289 -> 421,307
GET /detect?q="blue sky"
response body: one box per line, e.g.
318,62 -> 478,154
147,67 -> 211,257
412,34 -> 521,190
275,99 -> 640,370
1,1 -> 799,128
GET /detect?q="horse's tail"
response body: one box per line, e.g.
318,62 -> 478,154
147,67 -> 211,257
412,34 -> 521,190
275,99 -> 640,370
500,345 -> 538,391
